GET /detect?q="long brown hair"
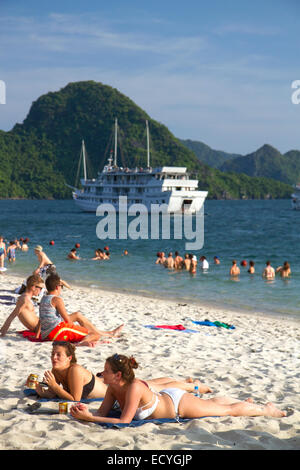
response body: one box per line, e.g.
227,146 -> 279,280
106,353 -> 138,384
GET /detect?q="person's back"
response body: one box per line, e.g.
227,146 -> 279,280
230,260 -> 240,276
39,293 -> 62,340
263,261 -> 275,279
277,261 -> 291,278
165,253 -> 174,269
248,261 -> 255,274
183,254 -> 191,271
174,252 -> 183,270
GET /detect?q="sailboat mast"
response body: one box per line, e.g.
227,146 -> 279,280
146,120 -> 150,168
114,118 -> 118,166
82,139 -> 87,180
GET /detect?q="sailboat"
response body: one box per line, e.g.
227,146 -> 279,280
71,119 -> 208,213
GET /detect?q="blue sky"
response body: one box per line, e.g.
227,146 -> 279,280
0,0 -> 299,154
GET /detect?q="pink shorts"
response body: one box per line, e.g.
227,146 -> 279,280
47,322 -> 88,342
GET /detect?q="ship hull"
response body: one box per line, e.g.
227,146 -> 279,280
72,191 -> 207,214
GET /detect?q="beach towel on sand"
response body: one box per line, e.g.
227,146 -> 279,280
23,388 -> 103,403
144,324 -> 199,333
17,330 -> 50,342
23,389 -> 197,427
191,320 -> 235,330
17,330 -> 83,342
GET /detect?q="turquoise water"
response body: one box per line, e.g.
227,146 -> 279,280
0,199 -> 299,318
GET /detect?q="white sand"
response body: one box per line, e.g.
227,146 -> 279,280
0,273 -> 299,450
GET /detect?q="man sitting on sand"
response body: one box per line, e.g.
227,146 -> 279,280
33,245 -> 55,278
0,274 -> 44,336
37,274 -> 124,347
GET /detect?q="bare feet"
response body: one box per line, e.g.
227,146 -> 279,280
77,340 -> 98,347
111,324 -> 124,337
186,377 -> 212,394
264,402 -> 286,418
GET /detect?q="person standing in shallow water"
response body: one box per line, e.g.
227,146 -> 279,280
262,260 -> 275,279
276,261 -> 291,278
0,236 -> 6,269
248,260 -> 255,274
230,260 -> 240,278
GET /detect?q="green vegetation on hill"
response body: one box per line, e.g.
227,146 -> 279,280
0,80 -> 294,200
220,144 -> 300,185
0,130 -> 69,198
180,139 -> 242,168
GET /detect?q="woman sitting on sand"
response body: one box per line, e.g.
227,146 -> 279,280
34,342 -> 212,402
70,353 -> 286,424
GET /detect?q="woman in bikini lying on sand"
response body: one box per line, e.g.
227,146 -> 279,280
70,353 -> 286,424
33,342 -> 212,402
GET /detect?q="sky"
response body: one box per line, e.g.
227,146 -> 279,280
0,0 -> 300,155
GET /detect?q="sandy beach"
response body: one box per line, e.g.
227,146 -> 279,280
0,272 -> 299,451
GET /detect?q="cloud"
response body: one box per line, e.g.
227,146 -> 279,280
0,11 -> 299,154
0,12 -> 206,59
213,22 -> 281,36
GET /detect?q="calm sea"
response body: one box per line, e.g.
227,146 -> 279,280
0,199 -> 299,319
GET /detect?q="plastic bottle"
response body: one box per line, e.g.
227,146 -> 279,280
194,385 -> 200,397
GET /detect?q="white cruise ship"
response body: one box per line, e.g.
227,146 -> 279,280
71,120 -> 208,214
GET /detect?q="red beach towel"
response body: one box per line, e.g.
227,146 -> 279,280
17,330 -> 51,342
154,324 -> 186,330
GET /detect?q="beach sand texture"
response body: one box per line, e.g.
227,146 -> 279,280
0,274 -> 299,450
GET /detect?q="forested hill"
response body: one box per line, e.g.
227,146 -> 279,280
219,144 -> 300,185
0,80 -> 293,199
180,139 -> 242,168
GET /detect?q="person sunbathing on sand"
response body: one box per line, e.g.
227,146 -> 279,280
70,353 -> 286,424
0,275 -> 44,336
36,274 -> 124,347
33,342 -> 212,401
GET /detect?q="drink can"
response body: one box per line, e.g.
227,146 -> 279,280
59,402 -> 68,414
28,374 -> 38,389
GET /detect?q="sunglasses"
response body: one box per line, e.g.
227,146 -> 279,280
35,285 -> 43,290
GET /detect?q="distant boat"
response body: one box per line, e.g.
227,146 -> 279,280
71,119 -> 208,214
291,183 -> 300,210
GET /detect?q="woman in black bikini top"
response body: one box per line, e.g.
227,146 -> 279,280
34,341 -> 107,401
33,342 -> 213,402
